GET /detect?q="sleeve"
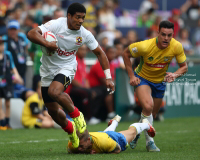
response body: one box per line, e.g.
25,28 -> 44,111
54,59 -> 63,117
7,51 -> 15,69
128,41 -> 146,58
85,31 -> 98,51
175,43 -> 186,64
38,19 -> 60,35
30,102 -> 41,115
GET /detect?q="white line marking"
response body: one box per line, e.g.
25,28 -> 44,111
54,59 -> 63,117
0,130 -> 198,145
0,139 -> 68,145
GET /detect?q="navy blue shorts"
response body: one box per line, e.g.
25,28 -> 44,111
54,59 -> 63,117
104,131 -> 127,151
134,72 -> 166,98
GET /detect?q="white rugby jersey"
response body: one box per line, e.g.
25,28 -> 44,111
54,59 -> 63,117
38,17 -> 98,72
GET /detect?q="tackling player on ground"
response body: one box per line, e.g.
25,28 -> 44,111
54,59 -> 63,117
123,21 -> 188,151
67,115 -> 156,154
27,3 -> 115,148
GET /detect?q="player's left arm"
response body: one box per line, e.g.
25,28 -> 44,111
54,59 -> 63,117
92,46 -> 115,94
85,31 -> 114,93
164,43 -> 188,83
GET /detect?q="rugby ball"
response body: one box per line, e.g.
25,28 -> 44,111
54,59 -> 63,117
41,31 -> 58,56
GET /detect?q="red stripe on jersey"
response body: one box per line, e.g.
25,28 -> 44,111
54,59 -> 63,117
146,62 -> 168,68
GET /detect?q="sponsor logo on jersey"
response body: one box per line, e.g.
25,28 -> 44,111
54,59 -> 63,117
56,34 -> 64,38
76,37 -> 82,45
57,48 -> 76,56
148,57 -> 154,61
132,47 -> 138,53
146,62 -> 167,68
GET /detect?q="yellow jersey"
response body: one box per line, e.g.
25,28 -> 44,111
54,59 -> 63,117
67,132 -> 117,153
129,37 -> 186,83
21,93 -> 44,127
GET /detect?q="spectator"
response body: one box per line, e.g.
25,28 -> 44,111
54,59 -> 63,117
28,0 -> 43,25
150,16 -> 162,32
21,81 -> 55,128
53,8 -> 65,19
0,17 -> 6,36
0,0 -> 9,18
180,0 -> 200,20
114,39 -> 125,69
83,0 -> 100,32
126,30 -> 139,45
0,37 -> 23,130
178,28 -> 194,55
168,9 -> 183,38
146,28 -> 158,39
3,19 -> 29,79
98,0 -> 116,31
139,0 -> 158,16
113,0 -> 124,17
42,0 -> 57,17
87,46 -> 117,122
192,19 -> 200,55
138,0 -> 158,28
21,14 -> 37,35
3,19 -> 34,101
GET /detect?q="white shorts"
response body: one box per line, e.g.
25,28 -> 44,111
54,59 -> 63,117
40,66 -> 76,87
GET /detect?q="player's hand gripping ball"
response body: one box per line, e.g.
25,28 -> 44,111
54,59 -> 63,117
41,31 -> 58,56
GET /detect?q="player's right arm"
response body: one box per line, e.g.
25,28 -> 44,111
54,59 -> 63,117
123,47 -> 140,86
27,27 -> 58,51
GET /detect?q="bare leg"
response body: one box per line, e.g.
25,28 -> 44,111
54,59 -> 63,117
0,99 -> 4,120
5,99 -> 10,118
135,85 -> 153,116
41,118 -> 54,128
152,98 -> 163,118
44,102 -> 68,128
48,81 -> 74,113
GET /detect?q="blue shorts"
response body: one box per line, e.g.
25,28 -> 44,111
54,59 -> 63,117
134,72 -> 166,98
104,131 -> 127,151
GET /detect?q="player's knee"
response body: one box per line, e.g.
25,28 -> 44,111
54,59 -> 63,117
143,101 -> 154,113
48,87 -> 62,101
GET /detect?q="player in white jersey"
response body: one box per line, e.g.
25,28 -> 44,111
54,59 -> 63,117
27,3 -> 115,148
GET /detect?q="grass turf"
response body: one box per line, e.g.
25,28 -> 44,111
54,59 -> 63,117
0,117 -> 199,160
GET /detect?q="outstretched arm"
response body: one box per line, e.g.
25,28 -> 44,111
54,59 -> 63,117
92,46 -> 115,94
123,47 -> 140,86
164,62 -> 188,83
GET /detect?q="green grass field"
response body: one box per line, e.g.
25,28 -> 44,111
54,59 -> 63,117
0,117 -> 200,160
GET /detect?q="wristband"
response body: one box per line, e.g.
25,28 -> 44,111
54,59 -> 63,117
104,69 -> 112,79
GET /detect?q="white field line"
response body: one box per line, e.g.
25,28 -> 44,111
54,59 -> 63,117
0,138 -> 68,145
0,130 -> 199,145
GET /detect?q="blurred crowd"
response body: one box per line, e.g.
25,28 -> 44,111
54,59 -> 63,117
0,0 -> 199,129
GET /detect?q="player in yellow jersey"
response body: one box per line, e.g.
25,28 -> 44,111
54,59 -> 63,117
21,82 -> 54,128
67,115 -> 156,154
123,21 -> 188,152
